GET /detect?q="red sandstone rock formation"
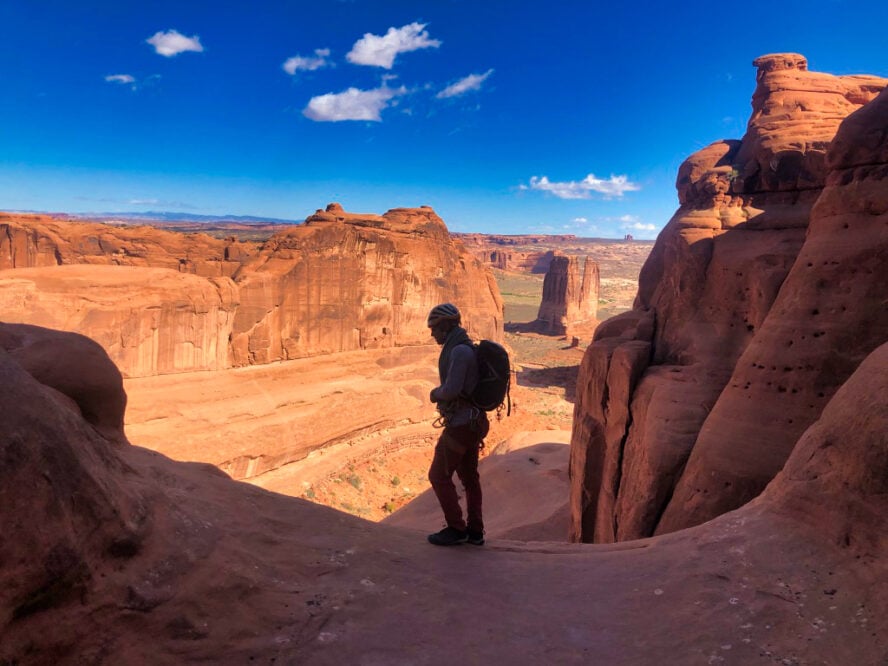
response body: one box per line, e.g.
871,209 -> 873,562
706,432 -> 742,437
0,265 -> 238,377
0,323 -> 128,441
1,322 -> 885,663
0,204 -> 504,374
0,213 -> 251,277
534,253 -> 599,335
229,204 -> 502,364
570,54 -> 888,543
454,234 -> 560,272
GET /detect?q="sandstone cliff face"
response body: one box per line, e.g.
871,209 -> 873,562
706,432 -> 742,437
570,54 -> 888,543
534,253 -> 599,335
0,265 -> 238,378
0,213 -> 251,278
229,204 -> 503,365
0,205 -> 504,375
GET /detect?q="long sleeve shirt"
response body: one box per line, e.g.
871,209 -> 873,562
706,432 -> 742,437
431,332 -> 479,427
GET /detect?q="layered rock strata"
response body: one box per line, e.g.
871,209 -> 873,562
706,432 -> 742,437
535,253 -> 599,335
229,203 -> 502,365
570,54 -> 888,542
0,213 -> 250,277
454,234 -> 561,272
0,204 -> 503,375
0,265 -> 238,377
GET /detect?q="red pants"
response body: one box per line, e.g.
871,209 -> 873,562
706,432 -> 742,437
428,419 -> 488,532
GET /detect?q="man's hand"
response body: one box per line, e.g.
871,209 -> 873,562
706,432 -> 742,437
429,388 -> 439,403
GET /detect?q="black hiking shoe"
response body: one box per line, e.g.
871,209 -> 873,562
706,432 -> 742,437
427,527 -> 468,546
466,529 -> 485,546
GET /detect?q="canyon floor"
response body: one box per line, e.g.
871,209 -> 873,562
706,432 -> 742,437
124,238 -> 652,532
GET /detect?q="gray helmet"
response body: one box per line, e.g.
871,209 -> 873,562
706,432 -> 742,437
427,303 -> 461,327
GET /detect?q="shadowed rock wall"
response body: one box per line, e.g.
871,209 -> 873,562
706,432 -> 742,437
570,54 -> 888,543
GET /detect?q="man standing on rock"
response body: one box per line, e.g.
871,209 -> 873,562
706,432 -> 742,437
426,303 -> 489,546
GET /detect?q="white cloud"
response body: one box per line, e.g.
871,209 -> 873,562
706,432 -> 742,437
283,48 -> 331,75
618,215 -> 656,231
303,85 -> 407,122
436,69 -> 494,99
526,173 -> 640,199
572,217 -> 588,223
147,29 -> 204,57
346,22 -> 440,69
624,222 -> 657,231
105,74 -> 135,84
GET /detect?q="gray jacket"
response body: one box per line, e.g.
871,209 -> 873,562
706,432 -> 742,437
431,329 -> 480,427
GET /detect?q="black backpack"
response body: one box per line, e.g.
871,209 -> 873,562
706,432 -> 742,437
464,340 -> 511,415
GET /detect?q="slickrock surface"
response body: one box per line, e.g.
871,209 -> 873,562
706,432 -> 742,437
0,204 -> 504,375
534,253 -> 599,336
1,323 -> 885,664
384,430 -> 571,541
124,344 -> 440,482
570,54 -> 888,542
123,344 -> 561,517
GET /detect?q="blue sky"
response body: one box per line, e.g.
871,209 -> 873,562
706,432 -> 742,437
1,1 -> 886,238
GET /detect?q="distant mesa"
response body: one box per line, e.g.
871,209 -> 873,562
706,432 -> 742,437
569,53 -> 888,543
304,202 -> 450,238
455,234 -> 575,273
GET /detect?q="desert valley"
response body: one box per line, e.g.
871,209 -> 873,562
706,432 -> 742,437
2,53 -> 887,664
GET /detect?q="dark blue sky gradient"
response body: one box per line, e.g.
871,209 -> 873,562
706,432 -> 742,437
1,0 -> 886,237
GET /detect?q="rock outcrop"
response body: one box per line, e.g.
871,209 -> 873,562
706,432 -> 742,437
0,323 -> 128,441
230,204 -> 502,365
570,54 -> 888,542
534,253 -> 599,335
0,204 -> 504,375
0,266 -> 238,377
0,213 -> 251,277
455,234 -> 561,273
